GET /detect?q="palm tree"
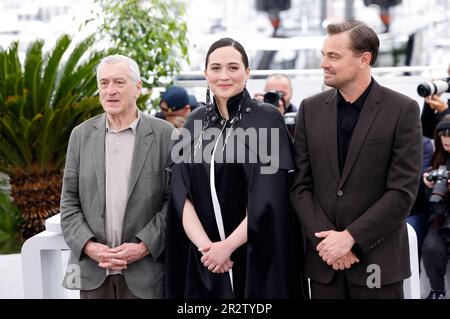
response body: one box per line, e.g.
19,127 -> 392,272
0,35 -> 104,238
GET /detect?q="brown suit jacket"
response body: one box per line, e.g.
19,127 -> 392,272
290,80 -> 422,286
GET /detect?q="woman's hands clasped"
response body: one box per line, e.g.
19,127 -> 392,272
199,240 -> 234,274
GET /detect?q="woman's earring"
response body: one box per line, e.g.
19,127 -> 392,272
206,85 -> 211,106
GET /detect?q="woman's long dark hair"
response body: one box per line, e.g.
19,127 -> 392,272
431,115 -> 450,168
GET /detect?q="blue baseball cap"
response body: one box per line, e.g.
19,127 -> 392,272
160,86 -> 189,112
188,94 -> 198,110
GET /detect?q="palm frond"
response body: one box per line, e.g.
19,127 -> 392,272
0,139 -> 26,173
39,34 -> 71,110
55,59 -> 99,105
0,116 -> 32,167
23,40 -> 44,116
2,42 -> 22,98
0,51 -> 6,106
54,35 -> 97,103
0,34 -> 104,173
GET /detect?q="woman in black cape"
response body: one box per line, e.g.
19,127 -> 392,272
165,38 -> 306,299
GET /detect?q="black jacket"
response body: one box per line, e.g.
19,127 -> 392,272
421,99 -> 450,138
165,89 -> 306,299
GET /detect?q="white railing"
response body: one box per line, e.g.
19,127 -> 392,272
21,214 -> 78,299
404,224 -> 421,299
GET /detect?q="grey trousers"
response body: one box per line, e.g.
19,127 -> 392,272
80,274 -> 139,299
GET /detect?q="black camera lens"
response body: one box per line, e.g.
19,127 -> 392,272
430,178 -> 448,203
263,91 -> 284,107
428,165 -> 450,203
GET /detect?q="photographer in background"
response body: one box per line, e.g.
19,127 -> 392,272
254,73 -> 298,139
254,73 -> 298,114
421,65 -> 450,139
422,115 -> 450,299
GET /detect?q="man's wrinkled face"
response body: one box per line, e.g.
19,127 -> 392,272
98,61 -> 141,116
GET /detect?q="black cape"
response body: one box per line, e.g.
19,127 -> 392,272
165,90 -> 305,299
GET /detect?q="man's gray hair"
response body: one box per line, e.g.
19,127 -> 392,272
96,54 -> 141,84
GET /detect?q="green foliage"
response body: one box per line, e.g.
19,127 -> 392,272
0,35 -> 104,174
93,0 -> 189,88
0,190 -> 22,254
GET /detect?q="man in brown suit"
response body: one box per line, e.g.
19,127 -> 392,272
290,20 -> 422,298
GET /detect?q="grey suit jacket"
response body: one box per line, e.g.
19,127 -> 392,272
60,112 -> 175,298
290,80 -> 422,286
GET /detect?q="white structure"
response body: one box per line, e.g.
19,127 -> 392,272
21,214 -> 78,298
404,223 -> 421,299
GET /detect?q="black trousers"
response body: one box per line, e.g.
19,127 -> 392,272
422,226 -> 450,292
80,275 -> 139,299
310,271 -> 404,299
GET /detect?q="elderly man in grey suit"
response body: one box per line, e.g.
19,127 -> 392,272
60,54 -> 175,298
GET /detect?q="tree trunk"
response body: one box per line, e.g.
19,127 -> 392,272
10,169 -> 63,239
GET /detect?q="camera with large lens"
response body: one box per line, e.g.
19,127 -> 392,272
417,77 -> 450,97
427,165 -> 450,203
427,165 -> 450,241
263,91 -> 284,107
